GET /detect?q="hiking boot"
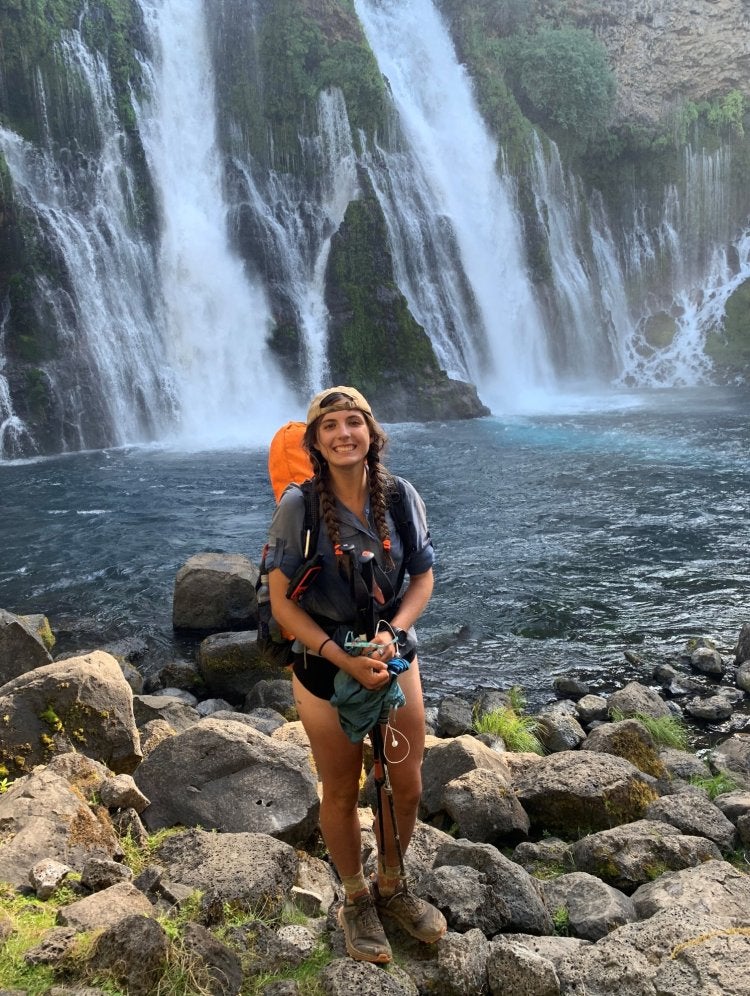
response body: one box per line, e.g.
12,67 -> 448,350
373,882 -> 447,943
337,891 -> 392,963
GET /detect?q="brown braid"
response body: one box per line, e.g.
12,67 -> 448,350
303,401 -> 394,569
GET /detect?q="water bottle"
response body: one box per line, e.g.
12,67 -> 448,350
256,570 -> 271,640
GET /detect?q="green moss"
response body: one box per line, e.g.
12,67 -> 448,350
706,277 -> 750,382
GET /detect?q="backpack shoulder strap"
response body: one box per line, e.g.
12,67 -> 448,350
299,479 -> 320,558
387,476 -> 418,558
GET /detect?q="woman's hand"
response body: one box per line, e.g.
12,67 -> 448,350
344,648 -> 392,690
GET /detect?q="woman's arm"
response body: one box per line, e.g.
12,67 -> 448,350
268,568 -> 390,690
390,568 -> 434,633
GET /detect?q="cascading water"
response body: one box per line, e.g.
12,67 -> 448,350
0,295 -> 34,459
135,0 -> 294,442
354,0 -> 553,410
229,87 -> 358,394
0,30 -> 172,452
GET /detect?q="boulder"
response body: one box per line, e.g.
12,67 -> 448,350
420,734 -> 514,818
631,858 -> 750,923
658,747 -> 711,783
29,859 -> 73,900
710,733 -> 750,788
172,552 -> 258,632
714,789 -> 750,822
441,767 -> 530,845
535,711 -> 586,752
181,922 -> 243,996
132,693 -> 199,732
56,881 -> 154,931
581,719 -> 665,778
319,957 -> 418,995
487,938 -> 560,996
570,819 -> 722,892
540,872 -> 636,941
98,773 -> 150,813
245,677 -> 296,720
606,681 -> 671,719
689,645 -> 725,676
0,651 -> 142,777
0,766 -> 121,889
685,693 -> 735,721
431,838 -> 552,935
0,607 -> 52,684
154,827 -> 298,921
553,675 -> 590,700
198,630 -> 283,701
512,751 -> 658,835
736,660 -> 750,694
511,838 -> 572,878
575,695 -> 608,727
644,793 -> 737,851
80,857 -> 133,891
134,718 -> 319,846
734,622 -> 750,665
436,694 -> 474,737
89,915 -> 170,996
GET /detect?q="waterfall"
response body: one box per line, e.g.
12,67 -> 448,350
0,295 -> 34,459
228,87 -> 358,394
354,0 -> 553,411
135,0 -> 294,443
0,30 -> 172,452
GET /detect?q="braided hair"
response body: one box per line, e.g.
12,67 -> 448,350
303,402 -> 396,570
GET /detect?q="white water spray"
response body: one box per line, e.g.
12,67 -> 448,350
230,87 -> 358,394
0,295 -> 35,459
135,0 -> 294,444
355,0 -> 553,410
0,31 -> 172,451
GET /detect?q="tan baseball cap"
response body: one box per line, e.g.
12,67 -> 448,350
306,386 -> 373,425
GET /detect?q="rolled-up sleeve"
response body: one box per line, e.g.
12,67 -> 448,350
399,478 -> 434,576
266,486 -> 305,578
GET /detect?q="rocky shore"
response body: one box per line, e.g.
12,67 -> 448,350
1,553 -> 749,995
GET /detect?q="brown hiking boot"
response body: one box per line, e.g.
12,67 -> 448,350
337,891 -> 392,963
373,882 -> 447,943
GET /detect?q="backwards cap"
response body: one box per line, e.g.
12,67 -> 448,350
306,386 -> 373,426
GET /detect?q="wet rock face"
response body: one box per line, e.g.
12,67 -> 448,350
585,0 -> 750,123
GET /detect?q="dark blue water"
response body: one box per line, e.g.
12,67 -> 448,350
2,387 -> 749,709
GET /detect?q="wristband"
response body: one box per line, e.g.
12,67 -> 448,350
318,637 -> 333,657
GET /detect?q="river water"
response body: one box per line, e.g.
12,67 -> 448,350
1,387 -> 748,711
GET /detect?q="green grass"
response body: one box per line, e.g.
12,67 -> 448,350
689,772 -> 740,800
609,709 -> 690,750
473,705 -> 544,754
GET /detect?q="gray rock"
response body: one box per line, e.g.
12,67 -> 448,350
421,734 -> 513,819
571,819 -> 722,892
0,767 -> 121,889
80,857 -> 133,891
134,718 -> 319,845
553,675 -> 590,700
734,622 -> 750,665
240,706 -> 288,735
685,693 -> 734,721
181,921 -> 243,996
606,681 -> 671,719
420,864 -> 507,935
56,882 -> 154,932
644,793 -> 737,851
536,711 -> 586,752
658,747 -> 711,783
436,694 -> 474,737
154,827 -> 298,921
434,929 -> 491,996
0,607 -> 52,684
581,719 -> 663,778
111,808 -> 149,848
654,927 -> 750,995
99,773 -> 150,813
132,693 -> 200,732
540,872 -> 636,941
487,938 -> 560,996
0,651 -> 142,776
195,698 -> 234,716
710,732 -> 750,788
198,630 -> 283,700
714,789 -> 750,821
738,811 -> 750,845
574,695 -> 608,726
89,914 -> 169,996
318,957 -> 418,995
433,837 -> 553,935
690,645 -> 725,676
631,858 -> 750,923
149,658 -> 202,693
29,859 -> 73,900
152,686 -> 198,706
511,838 -> 572,877
441,767 -> 530,844
245,678 -> 296,720
23,926 -> 78,965
172,552 -> 258,631
513,750 -> 658,835
736,661 -> 750,693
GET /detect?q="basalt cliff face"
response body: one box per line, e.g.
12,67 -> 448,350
582,0 -> 750,123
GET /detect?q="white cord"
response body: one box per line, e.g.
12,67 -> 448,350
383,710 -> 410,763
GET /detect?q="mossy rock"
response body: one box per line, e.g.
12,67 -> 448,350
705,277 -> 750,382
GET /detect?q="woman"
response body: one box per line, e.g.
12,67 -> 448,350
267,386 -> 446,963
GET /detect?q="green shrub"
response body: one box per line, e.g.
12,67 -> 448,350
689,772 -> 740,800
474,705 -> 544,754
609,709 -> 690,751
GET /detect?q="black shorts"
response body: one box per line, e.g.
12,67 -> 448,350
292,646 -> 417,701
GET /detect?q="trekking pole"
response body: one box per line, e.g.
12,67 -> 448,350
371,721 -> 408,888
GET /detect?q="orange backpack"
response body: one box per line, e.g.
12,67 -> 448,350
267,421 -> 312,502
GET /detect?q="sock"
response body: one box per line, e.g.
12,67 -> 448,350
341,869 -> 369,902
377,864 -> 403,898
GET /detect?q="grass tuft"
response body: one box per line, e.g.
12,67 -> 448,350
610,709 -> 690,750
689,771 -> 740,800
474,705 -> 544,754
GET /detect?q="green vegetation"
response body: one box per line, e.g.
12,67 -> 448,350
473,694 -> 545,754
551,904 -> 570,936
609,709 -> 690,751
689,771 -> 740,800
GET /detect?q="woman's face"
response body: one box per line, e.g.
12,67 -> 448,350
315,408 -> 372,471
